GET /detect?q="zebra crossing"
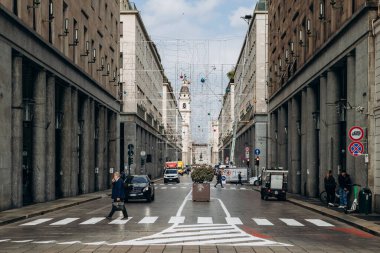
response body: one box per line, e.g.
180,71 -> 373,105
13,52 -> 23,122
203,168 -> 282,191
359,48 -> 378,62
19,216 -> 335,228
154,184 -> 251,191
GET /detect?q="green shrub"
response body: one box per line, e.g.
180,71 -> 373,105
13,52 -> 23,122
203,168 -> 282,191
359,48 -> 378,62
191,166 -> 214,183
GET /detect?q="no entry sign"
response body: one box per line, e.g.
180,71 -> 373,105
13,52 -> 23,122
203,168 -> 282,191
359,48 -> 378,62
348,142 -> 364,157
349,126 -> 364,141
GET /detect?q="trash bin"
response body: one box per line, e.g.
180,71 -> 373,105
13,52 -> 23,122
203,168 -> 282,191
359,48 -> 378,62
358,188 -> 372,214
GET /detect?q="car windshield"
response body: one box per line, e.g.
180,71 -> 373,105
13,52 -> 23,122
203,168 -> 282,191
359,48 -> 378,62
165,169 -> 177,174
126,176 -> 148,184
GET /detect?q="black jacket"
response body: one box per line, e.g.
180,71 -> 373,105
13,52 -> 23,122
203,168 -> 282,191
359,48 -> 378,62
324,175 -> 336,191
338,174 -> 352,190
111,178 -> 125,201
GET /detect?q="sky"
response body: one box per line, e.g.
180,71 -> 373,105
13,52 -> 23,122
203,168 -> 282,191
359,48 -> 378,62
131,0 -> 258,143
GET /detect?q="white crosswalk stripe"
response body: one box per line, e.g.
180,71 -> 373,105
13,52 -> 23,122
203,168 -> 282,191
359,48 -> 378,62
197,217 -> 213,224
226,217 -> 243,225
111,223 -> 291,246
109,217 -> 132,224
305,219 -> 334,227
280,218 -> 304,226
252,218 -> 273,226
80,217 -> 105,225
139,216 -> 158,224
168,216 -> 185,223
50,218 -> 79,226
20,218 -> 53,226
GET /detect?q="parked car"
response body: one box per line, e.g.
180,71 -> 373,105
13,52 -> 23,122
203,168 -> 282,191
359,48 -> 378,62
124,175 -> 155,202
164,169 -> 180,183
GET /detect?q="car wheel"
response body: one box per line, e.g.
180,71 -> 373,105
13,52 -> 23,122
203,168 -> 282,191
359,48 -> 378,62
254,180 -> 260,186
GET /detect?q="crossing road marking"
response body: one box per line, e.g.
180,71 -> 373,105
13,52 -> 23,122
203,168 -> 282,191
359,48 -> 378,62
80,217 -> 105,225
109,217 -> 132,224
138,216 -> 158,224
280,218 -> 304,226
20,218 -> 53,226
253,218 -> 273,226
168,216 -> 185,224
197,217 -> 213,224
305,219 -> 334,227
50,218 -> 79,226
226,217 -> 243,225
161,187 -> 167,189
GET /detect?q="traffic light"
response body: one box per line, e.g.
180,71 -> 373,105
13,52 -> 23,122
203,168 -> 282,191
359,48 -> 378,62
128,156 -> 134,166
128,144 -> 134,156
255,156 -> 260,166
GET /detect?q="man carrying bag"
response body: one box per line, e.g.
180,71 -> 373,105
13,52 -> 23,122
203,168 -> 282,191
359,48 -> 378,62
106,172 -> 128,220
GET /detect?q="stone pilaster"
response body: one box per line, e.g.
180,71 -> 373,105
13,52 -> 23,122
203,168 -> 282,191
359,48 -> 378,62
80,97 -> 90,194
11,54 -> 23,207
319,73 -> 328,192
32,69 -> 46,203
301,88 -> 307,195
291,96 -> 301,194
45,74 -> 55,201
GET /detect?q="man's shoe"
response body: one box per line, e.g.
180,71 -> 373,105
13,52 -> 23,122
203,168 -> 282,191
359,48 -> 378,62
338,205 -> 345,208
328,202 -> 334,207
106,216 -> 112,220
122,216 -> 129,220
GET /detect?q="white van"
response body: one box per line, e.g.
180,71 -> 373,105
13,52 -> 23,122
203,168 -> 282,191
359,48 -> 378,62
164,169 -> 180,183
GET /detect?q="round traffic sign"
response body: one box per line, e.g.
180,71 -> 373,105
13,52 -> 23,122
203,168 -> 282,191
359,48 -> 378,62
254,149 -> 260,155
348,142 -> 364,157
221,175 -> 226,181
245,147 -> 250,152
349,126 -> 364,141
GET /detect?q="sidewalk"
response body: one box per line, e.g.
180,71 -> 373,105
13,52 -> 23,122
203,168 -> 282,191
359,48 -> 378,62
252,186 -> 380,237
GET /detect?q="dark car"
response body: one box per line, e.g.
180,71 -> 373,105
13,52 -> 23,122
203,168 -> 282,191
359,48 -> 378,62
124,175 -> 155,202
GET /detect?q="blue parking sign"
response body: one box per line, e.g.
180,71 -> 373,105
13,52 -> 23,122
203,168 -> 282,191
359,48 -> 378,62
254,149 -> 260,155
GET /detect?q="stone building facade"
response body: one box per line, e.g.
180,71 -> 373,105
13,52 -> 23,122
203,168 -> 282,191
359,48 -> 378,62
267,0 -> 377,207
119,1 -> 181,177
0,0 -> 120,210
219,0 -> 268,176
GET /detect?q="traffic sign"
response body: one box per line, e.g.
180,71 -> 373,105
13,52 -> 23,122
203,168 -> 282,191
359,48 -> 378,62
349,126 -> 364,141
245,147 -> 250,152
348,142 -> 364,157
254,149 -> 260,155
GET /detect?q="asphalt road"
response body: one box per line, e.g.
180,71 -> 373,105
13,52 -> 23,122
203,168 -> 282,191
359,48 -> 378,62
0,175 -> 379,252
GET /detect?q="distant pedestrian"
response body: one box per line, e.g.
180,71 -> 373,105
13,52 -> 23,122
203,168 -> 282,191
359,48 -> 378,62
324,170 -> 336,206
214,170 -> 223,188
106,172 -> 129,220
236,171 -> 243,185
338,170 -> 352,208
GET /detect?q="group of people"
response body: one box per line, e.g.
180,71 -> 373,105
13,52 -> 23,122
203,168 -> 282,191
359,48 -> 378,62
214,170 -> 243,188
324,170 -> 352,208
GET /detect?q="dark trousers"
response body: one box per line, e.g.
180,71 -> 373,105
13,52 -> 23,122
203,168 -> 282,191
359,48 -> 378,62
107,201 -> 128,218
326,189 -> 335,204
215,180 -> 223,188
236,179 -> 243,185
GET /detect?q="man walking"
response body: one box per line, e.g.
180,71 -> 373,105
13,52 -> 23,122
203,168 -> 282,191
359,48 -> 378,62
214,170 -> 223,188
106,172 -> 129,219
236,171 -> 243,185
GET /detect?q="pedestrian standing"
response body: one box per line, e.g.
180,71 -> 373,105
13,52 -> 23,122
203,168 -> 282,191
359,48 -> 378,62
324,170 -> 336,206
236,171 -> 243,185
106,172 -> 129,220
338,170 -> 352,208
214,170 -> 223,188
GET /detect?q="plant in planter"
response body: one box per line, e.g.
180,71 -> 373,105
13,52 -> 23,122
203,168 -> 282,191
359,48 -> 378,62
191,166 -> 214,202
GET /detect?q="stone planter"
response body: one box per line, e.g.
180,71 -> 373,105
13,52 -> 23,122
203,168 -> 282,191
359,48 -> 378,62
192,183 -> 210,202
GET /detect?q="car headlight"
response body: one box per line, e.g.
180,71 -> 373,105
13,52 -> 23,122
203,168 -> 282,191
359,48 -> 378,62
143,186 -> 149,192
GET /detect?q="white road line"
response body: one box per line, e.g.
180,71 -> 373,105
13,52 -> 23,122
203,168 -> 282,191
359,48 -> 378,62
20,218 -> 53,226
175,190 -> 192,217
80,217 -> 105,225
0,239 -> 10,242
83,241 -> 106,245
170,187 -> 177,189
305,219 -> 334,227
50,218 -> 79,226
57,241 -> 81,245
159,184 -> 164,186
197,217 -> 213,224
168,216 -> 185,224
216,198 -> 231,217
175,223 -> 230,228
138,216 -> 158,224
252,218 -> 273,226
109,217 -> 132,224
172,226 -> 233,232
145,229 -> 240,238
226,217 -> 243,225
12,240 -> 33,243
240,187 -> 247,190
32,240 -> 57,244
181,186 -> 187,189
280,218 -> 304,226
231,187 -> 236,190
161,187 -> 167,189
